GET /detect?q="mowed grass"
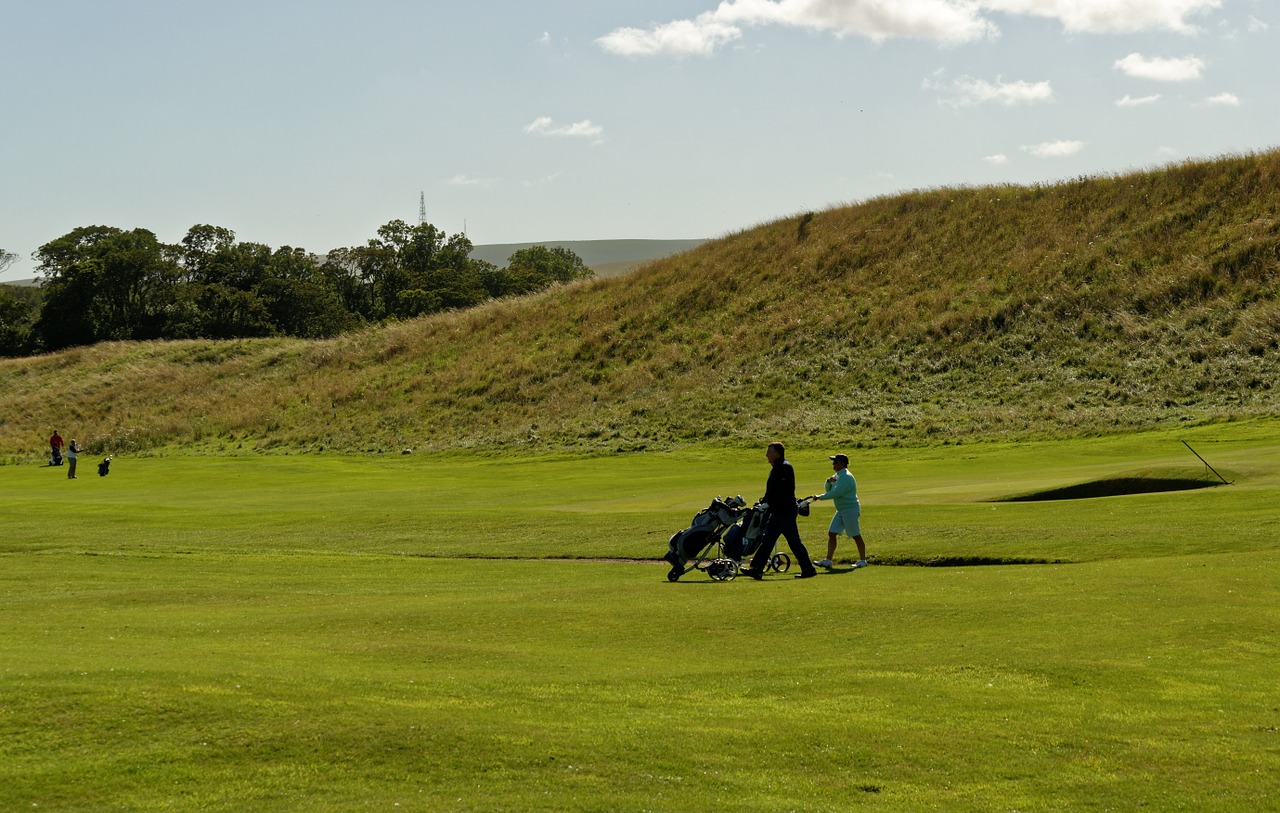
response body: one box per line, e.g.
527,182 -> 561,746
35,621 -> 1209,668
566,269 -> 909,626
2,423 -> 1278,811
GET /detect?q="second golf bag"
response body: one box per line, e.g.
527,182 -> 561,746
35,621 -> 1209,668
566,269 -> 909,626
722,502 -> 770,562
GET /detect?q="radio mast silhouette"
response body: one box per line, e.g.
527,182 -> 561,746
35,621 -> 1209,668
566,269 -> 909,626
418,192 -> 426,225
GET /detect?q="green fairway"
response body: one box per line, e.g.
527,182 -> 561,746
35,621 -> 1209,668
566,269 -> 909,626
2,423 -> 1278,811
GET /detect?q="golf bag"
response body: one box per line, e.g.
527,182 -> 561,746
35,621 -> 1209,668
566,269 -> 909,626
721,497 -> 811,572
662,495 -> 746,581
98,456 -> 112,477
50,447 -> 63,466
722,502 -> 770,561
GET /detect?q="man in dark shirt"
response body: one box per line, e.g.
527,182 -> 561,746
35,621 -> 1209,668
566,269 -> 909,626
743,441 -> 818,580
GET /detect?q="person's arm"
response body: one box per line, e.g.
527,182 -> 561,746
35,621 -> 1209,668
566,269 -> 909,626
763,465 -> 787,506
826,474 -> 855,501
811,473 -> 841,501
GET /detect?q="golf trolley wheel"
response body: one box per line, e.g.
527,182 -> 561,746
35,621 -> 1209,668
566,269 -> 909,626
667,568 -> 682,582
706,558 -> 738,582
770,552 -> 791,572
710,558 -> 740,582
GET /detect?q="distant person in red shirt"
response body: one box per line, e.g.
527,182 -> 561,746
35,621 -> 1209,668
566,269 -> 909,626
49,431 -> 64,465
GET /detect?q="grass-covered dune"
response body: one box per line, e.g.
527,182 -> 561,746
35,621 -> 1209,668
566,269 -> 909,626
3,151 -> 1279,458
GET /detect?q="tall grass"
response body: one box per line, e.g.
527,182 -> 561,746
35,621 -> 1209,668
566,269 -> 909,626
2,151 -> 1278,458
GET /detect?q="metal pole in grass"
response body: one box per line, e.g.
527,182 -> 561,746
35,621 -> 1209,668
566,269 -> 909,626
1182,441 -> 1233,485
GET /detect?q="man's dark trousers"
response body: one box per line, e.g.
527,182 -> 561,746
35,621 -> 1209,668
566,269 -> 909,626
750,511 -> 816,576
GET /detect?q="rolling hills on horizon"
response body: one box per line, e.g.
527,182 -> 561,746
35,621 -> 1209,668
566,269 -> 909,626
1,150 -> 1278,459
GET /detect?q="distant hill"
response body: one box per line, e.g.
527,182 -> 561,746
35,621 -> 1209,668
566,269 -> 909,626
470,239 -> 705,277
2,151 -> 1278,457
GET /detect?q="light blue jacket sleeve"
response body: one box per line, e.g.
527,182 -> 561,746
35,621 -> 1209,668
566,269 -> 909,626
817,470 -> 859,511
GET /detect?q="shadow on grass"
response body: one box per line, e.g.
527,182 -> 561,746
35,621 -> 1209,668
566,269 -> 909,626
870,555 -> 1068,568
404,554 -> 1072,569
663,556 -> 1069,574
994,476 -> 1225,503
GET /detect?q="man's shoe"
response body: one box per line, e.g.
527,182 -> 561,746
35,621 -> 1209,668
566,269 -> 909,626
814,558 -> 833,568
741,567 -> 763,580
852,559 -> 868,568
795,571 -> 817,579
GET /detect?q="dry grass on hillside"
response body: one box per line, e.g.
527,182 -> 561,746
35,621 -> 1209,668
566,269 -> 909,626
2,151 -> 1279,459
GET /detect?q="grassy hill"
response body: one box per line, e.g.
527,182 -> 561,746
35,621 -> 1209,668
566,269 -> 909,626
2,151 -> 1278,459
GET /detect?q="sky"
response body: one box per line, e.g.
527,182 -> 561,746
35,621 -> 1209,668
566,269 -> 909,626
1,0 -> 1275,281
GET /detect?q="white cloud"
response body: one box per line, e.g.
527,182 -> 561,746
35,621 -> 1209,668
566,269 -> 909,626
537,31 -> 551,45
523,116 -> 605,139
983,153 -> 1009,165
1022,139 -> 1084,158
1205,91 -> 1240,106
597,0 -> 997,57
1114,53 -> 1205,81
1247,15 -> 1268,33
520,173 -> 563,188
446,174 -> 496,187
937,76 -> 1054,106
598,0 -> 1223,58
984,0 -> 1221,34
1115,93 -> 1162,107
596,16 -> 742,57
524,116 -> 554,134
1157,146 -> 1178,157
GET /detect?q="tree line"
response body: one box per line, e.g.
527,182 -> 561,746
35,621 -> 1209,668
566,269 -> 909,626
0,221 -> 592,356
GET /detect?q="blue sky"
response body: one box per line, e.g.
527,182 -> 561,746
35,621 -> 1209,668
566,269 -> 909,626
2,0 -> 1274,280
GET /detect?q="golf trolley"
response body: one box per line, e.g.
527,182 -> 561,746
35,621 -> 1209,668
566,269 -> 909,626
661,496 -> 798,582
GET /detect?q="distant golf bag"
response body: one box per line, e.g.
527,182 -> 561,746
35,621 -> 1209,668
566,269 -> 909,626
98,456 -> 112,477
662,495 -> 747,582
50,447 -> 63,466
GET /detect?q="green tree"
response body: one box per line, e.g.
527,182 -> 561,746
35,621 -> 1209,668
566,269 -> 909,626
503,245 -> 593,295
0,287 -> 33,356
186,283 -> 276,339
320,248 -> 372,319
178,227 -> 357,339
254,247 -> 354,338
33,226 -> 185,350
178,225 -> 237,283
0,247 -> 17,277
344,220 -> 488,320
179,226 -> 275,292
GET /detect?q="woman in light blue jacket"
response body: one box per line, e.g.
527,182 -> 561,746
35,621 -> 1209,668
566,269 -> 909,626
807,453 -> 867,569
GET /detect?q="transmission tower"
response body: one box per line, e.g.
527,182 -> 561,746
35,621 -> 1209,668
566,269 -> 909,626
418,192 -> 426,225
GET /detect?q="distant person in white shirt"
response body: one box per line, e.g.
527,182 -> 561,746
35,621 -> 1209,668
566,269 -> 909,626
66,439 -> 80,479
807,453 -> 867,568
